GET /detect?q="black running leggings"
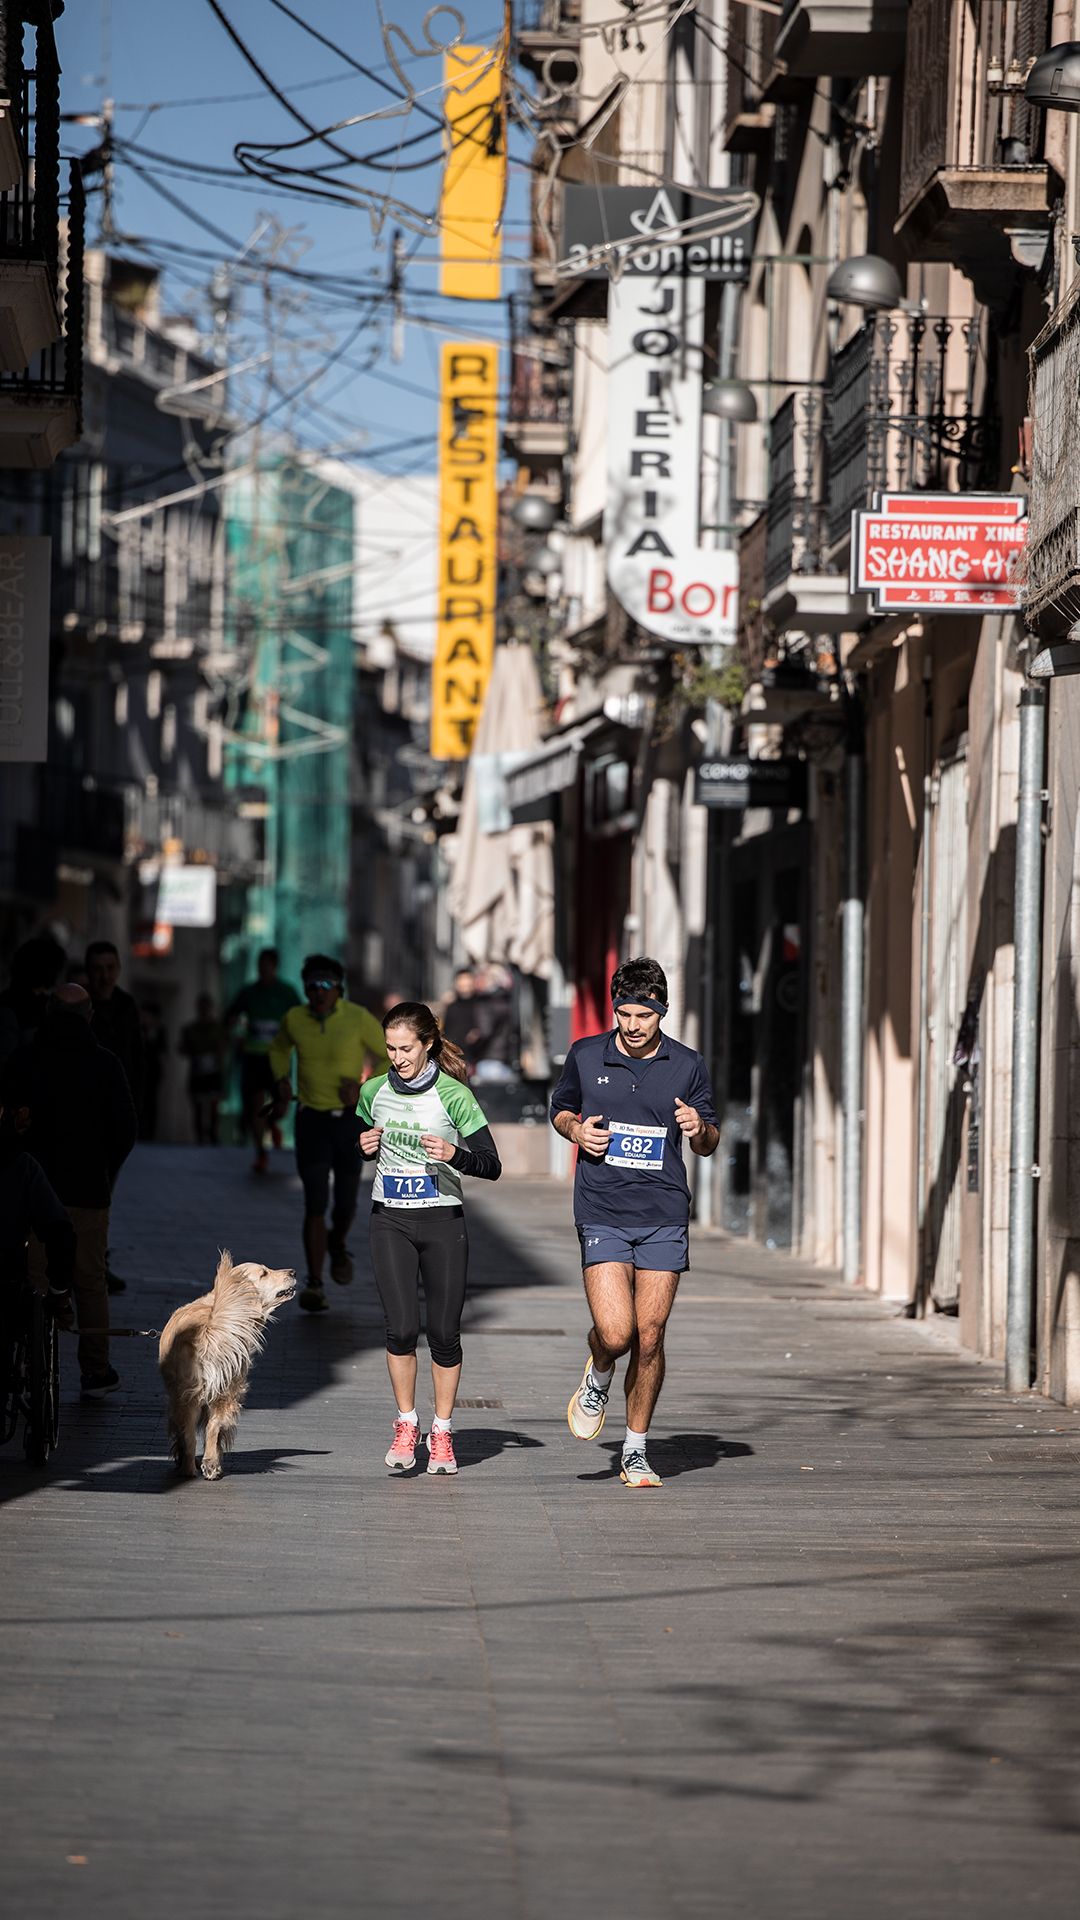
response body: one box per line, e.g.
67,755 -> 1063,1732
369,1205 -> 469,1368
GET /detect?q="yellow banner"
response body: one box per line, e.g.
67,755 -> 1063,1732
439,45 -> 504,300
431,341 -> 499,760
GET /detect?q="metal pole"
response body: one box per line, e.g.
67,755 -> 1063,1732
698,281 -> 740,1230
841,743 -> 864,1286
1005,683 -> 1047,1393
914,654 -> 934,1310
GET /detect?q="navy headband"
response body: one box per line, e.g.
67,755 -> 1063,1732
612,993 -> 667,1018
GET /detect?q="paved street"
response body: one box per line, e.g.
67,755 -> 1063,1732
2,1146 -> 1080,1919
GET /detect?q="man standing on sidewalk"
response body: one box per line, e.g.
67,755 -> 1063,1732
1,984 -> 137,1397
227,948 -> 301,1172
269,955 -> 387,1314
549,956 -> 719,1488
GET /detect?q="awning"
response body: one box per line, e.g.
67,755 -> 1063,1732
504,716 -> 607,819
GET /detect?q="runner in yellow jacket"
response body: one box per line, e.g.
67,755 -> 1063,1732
269,954 -> 387,1312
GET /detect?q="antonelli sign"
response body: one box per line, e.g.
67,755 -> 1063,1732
851,493 -> 1027,613
561,185 -> 756,281
598,189 -> 748,648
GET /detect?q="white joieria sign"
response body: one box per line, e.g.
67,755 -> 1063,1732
604,197 -> 739,648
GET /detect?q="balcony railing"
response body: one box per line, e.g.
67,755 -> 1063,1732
902,0 -> 1044,201
765,312 -> 1000,594
897,0 -> 1049,282
1025,281 -> 1080,626
507,342 -> 571,427
824,311 -> 999,549
0,162 -> 85,413
765,392 -> 829,595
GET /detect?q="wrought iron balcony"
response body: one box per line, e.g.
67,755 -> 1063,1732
895,0 -> 1050,298
0,5 -> 63,368
824,311 -> 1000,552
774,0 -> 906,77
1025,281 -> 1080,633
0,162 -> 83,466
503,295 -> 571,469
762,311 -> 998,634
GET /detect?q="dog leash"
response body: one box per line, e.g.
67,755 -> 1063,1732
56,1325 -> 160,1339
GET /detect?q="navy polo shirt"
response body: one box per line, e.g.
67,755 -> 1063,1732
549,1028 -> 718,1229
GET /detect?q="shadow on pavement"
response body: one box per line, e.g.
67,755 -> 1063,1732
455,1426 -> 545,1470
34,1446 -> 334,1495
576,1433 -> 752,1481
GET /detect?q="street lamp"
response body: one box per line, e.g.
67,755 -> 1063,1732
826,254 -> 904,311
702,377 -> 758,422
1029,619 -> 1080,678
510,492 -> 558,534
1025,43 -> 1080,109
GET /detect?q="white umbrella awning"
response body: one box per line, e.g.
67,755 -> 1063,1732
445,644 -> 556,978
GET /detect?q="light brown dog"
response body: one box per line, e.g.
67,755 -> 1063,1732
158,1251 -> 296,1480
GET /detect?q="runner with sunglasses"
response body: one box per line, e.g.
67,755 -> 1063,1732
549,956 -> 719,1488
269,955 -> 387,1313
357,1001 -> 501,1476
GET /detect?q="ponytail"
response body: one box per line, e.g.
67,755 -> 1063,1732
432,1029 -> 469,1084
383,1000 -> 470,1084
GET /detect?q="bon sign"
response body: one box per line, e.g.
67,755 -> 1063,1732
852,493 -> 1027,614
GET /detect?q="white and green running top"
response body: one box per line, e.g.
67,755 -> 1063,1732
357,1070 -> 490,1208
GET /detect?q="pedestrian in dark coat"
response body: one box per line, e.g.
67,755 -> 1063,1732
1,986 -> 137,1396
85,940 -> 144,1114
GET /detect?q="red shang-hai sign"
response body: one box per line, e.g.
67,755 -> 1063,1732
851,493 -> 1027,613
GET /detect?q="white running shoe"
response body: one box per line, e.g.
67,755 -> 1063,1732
620,1447 -> 662,1488
567,1359 -> 609,1439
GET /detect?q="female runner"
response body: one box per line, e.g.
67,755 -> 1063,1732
357,1001 -> 502,1475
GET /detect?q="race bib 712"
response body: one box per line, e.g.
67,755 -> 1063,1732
383,1170 -> 439,1205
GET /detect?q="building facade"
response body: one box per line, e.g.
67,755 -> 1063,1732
504,0 -> 1075,1396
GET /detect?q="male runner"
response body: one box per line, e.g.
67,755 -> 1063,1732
227,948 -> 300,1172
549,956 -> 718,1488
269,955 -> 387,1313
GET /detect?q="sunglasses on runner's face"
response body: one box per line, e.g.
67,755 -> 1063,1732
305,978 -> 337,993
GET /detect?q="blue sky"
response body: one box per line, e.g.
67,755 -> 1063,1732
56,1 -> 523,470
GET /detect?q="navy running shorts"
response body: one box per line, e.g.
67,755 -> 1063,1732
577,1222 -> 689,1273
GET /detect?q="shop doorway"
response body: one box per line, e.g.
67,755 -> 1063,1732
721,826 -> 809,1249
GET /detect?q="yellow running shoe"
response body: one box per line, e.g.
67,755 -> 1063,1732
620,1447 -> 662,1488
567,1359 -> 609,1439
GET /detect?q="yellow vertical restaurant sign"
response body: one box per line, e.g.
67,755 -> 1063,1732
431,341 -> 499,760
440,45 -> 504,301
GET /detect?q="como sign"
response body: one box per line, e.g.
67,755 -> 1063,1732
851,492 -> 1027,613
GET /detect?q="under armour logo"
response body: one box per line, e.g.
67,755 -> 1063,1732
597,1075 -> 609,1084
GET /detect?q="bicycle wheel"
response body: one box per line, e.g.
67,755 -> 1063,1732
25,1291 -> 58,1466
0,1296 -> 22,1446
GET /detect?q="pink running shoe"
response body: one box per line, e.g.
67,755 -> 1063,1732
385,1417 -> 420,1473
426,1426 -> 458,1475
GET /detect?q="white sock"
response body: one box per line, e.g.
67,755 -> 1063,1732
431,1414 -> 453,1433
623,1425 -> 648,1456
588,1361 -> 614,1390
396,1408 -> 419,1425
